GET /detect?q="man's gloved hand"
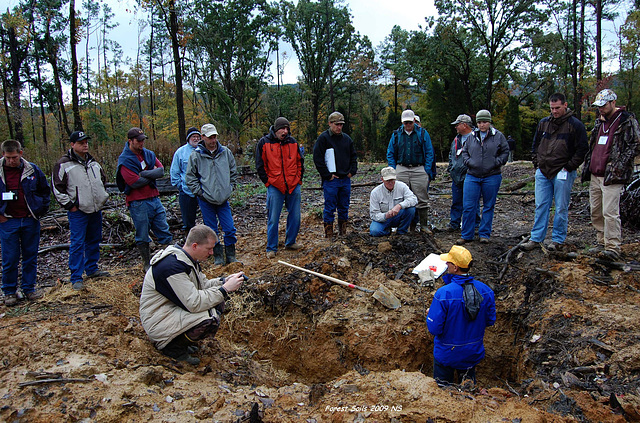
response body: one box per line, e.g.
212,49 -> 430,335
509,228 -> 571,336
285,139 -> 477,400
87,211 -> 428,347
418,269 -> 436,287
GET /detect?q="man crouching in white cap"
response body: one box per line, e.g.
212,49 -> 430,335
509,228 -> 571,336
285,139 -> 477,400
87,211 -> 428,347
369,166 -> 417,236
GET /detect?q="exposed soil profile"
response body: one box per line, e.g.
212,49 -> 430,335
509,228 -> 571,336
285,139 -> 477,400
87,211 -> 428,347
1,161 -> 640,422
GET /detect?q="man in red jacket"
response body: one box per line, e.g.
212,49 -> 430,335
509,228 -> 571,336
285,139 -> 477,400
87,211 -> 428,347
255,117 -> 304,258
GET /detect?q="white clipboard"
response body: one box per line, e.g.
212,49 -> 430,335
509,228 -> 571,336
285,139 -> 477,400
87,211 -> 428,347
412,253 -> 448,279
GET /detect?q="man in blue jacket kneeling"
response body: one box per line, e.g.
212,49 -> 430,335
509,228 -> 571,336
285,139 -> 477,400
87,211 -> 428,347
426,245 -> 496,386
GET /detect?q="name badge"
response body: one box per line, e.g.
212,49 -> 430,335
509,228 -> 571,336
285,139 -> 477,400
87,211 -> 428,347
557,169 -> 568,180
456,148 -> 463,156
2,192 -> 16,201
140,160 -> 147,170
598,135 -> 608,145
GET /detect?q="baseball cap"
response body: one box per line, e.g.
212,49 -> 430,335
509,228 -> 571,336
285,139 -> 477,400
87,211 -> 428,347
201,124 -> 218,137
451,114 -> 472,125
440,245 -> 473,268
401,110 -> 416,123
381,166 -> 397,181
70,131 -> 90,143
592,89 -> 617,107
414,115 -> 421,123
328,111 -> 345,124
127,127 -> 147,141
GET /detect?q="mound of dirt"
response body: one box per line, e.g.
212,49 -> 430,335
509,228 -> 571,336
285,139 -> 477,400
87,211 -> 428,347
1,161 -> 640,422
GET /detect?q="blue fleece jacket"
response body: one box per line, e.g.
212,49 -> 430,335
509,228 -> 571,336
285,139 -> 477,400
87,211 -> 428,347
426,273 -> 496,369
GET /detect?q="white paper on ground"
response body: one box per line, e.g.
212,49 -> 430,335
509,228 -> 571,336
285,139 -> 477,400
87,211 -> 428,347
324,148 -> 336,173
412,253 -> 448,279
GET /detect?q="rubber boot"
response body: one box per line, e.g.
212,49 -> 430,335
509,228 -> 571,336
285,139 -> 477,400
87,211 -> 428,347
136,242 -> 151,273
324,222 -> 333,238
161,334 -> 200,365
418,208 -> 433,235
213,243 -> 224,265
338,219 -> 347,236
225,244 -> 239,264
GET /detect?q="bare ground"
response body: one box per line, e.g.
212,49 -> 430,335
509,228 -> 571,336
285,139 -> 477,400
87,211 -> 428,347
1,161 -> 640,422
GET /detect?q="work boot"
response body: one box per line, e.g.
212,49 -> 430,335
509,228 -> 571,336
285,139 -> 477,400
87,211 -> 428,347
521,240 -> 539,251
338,219 -> 348,236
136,242 -> 151,273
418,209 -> 432,235
4,294 -> 18,307
324,222 -> 333,238
26,290 -> 44,301
225,244 -> 239,264
213,243 -> 224,265
161,334 -> 200,365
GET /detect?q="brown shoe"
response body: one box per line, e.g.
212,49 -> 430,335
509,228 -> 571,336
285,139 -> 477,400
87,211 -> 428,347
338,219 -> 348,236
4,294 -> 18,307
324,222 -> 334,238
285,243 -> 303,250
521,240 -> 539,251
456,238 -> 471,244
480,237 -> 489,244
266,251 -> 276,259
26,290 -> 43,301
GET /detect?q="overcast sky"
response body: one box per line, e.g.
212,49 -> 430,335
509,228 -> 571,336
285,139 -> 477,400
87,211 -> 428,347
0,0 -> 623,84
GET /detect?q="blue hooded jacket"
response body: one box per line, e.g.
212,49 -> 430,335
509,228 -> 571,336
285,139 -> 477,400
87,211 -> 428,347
426,273 -> 496,369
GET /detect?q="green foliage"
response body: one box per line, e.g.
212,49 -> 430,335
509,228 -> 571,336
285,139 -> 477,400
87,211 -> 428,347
230,180 -> 267,208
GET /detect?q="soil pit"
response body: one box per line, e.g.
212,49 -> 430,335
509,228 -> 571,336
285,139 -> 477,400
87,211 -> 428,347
2,161 -> 640,422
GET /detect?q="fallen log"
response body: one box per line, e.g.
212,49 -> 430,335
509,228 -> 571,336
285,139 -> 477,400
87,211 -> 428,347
38,243 -> 124,255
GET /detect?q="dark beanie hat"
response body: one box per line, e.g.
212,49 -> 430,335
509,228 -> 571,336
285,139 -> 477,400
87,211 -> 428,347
186,126 -> 200,141
274,117 -> 290,132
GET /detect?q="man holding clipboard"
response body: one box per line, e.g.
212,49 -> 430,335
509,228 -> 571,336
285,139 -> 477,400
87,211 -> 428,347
313,112 -> 358,238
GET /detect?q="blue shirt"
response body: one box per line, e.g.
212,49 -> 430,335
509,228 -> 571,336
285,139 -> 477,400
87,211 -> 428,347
170,143 -> 196,196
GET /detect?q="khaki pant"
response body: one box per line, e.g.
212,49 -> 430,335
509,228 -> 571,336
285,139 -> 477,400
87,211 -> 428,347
396,165 -> 429,210
589,175 -> 623,252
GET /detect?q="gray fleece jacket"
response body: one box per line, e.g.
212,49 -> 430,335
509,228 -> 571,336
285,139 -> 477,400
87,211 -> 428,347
185,141 -> 237,205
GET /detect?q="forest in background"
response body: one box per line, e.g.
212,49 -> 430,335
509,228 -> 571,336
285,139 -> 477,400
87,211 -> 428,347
1,0 -> 640,176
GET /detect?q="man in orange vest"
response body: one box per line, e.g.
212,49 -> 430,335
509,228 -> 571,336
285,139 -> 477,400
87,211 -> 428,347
255,117 -> 304,258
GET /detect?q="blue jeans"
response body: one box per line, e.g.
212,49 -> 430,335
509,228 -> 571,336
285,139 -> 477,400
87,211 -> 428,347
178,191 -> 199,232
68,210 -> 103,283
128,197 -> 173,245
369,207 -> 415,236
530,168 -> 576,243
450,182 -> 464,229
266,184 -> 301,252
433,360 -> 476,386
0,217 -> 40,295
198,199 -> 237,246
461,174 -> 502,240
322,177 -> 351,223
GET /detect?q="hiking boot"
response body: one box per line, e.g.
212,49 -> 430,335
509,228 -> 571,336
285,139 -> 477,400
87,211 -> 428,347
456,238 -> 471,244
72,281 -> 84,291
601,250 -> 621,261
338,219 -> 348,236
137,242 -> 151,273
26,290 -> 43,301
323,222 -> 333,238
213,243 -> 224,265
225,244 -> 239,264
446,225 -> 459,232
266,251 -> 276,259
418,209 -> 433,235
161,335 -> 200,365
587,245 -> 604,254
4,294 -> 18,307
85,270 -> 111,279
521,240 -> 539,251
546,242 -> 560,251
479,237 -> 489,244
285,243 -> 303,251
